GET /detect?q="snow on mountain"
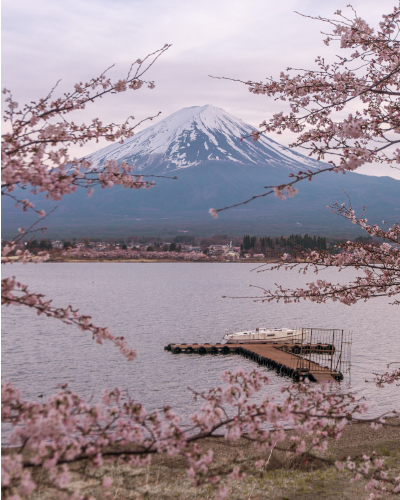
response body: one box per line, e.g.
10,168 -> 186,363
86,105 -> 318,173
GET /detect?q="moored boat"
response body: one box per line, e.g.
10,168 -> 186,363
224,327 -> 305,344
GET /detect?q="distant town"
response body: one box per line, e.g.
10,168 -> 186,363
3,233 -> 377,262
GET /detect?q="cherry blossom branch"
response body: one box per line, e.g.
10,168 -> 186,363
0,49 -> 175,369
224,202 -> 400,305
1,277 -> 136,362
208,165 -> 334,216
210,6 -> 400,217
373,363 -> 400,387
1,45 -> 172,211
0,370 -> 376,499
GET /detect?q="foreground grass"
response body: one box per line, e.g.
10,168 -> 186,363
16,419 -> 398,500
29,451 -> 399,500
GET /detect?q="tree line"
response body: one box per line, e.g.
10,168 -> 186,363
241,234 -> 327,252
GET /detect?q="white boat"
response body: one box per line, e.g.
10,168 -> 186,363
223,327 -> 305,344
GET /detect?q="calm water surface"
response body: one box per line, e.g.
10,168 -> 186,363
2,262 -> 399,426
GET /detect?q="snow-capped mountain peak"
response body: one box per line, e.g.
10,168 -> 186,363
86,104 -> 317,173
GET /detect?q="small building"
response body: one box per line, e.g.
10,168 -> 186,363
225,252 -> 239,259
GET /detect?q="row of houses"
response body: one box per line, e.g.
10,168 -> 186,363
46,240 -> 287,261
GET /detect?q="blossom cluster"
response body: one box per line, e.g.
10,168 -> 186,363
245,7 -> 400,172
374,363 -> 400,388
336,451 -> 400,497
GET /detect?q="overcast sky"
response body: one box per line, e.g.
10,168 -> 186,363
2,0 -> 399,179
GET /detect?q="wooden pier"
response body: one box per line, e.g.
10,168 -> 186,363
164,342 -> 343,382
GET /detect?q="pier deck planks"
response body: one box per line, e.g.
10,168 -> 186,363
166,343 -> 339,382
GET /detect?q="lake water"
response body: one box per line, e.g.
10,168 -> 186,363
2,262 -> 399,427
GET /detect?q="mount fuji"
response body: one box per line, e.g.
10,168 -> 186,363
85,104 -> 318,174
2,105 -> 399,239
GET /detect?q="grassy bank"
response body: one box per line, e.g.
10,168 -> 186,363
4,419 -> 399,499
